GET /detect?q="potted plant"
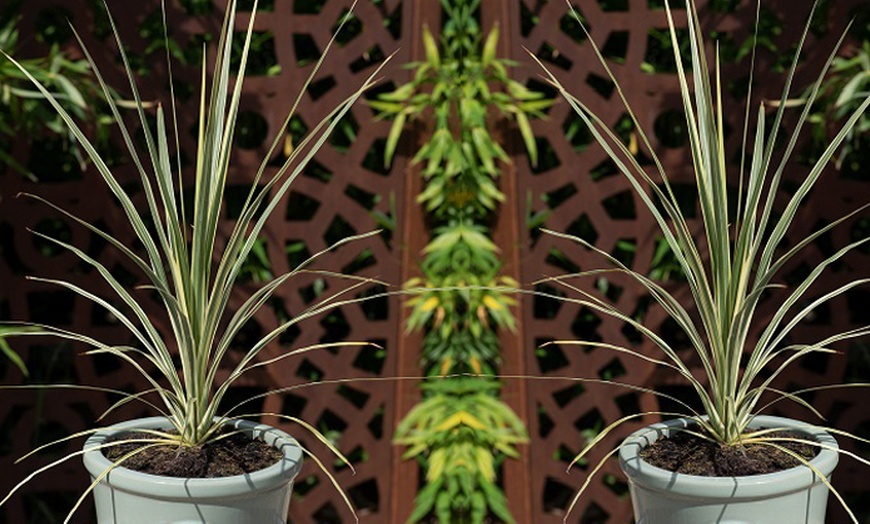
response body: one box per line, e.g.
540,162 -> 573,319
531,0 -> 870,522
0,0 -> 385,522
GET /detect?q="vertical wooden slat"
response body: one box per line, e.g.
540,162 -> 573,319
389,1 -> 444,522
481,1 -> 535,521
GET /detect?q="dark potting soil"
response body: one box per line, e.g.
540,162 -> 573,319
103,426 -> 283,478
639,427 -> 819,477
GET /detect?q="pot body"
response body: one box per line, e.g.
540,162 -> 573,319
82,417 -> 303,524
619,415 -> 839,524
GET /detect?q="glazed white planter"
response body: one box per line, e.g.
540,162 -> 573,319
619,415 -> 839,524
82,417 -> 303,524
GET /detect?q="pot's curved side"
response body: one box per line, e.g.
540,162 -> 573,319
82,417 -> 303,524
618,415 -> 839,524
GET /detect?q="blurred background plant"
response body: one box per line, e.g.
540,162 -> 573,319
394,378 -> 526,524
372,0 -> 550,520
0,14 -> 116,179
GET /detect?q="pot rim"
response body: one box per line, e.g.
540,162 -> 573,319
618,415 -> 839,499
82,417 -> 303,500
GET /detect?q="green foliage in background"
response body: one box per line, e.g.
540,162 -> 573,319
395,379 -> 527,524
806,40 -> 870,174
373,0 -> 549,521
0,16 -> 114,178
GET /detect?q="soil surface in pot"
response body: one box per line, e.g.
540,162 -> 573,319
103,426 -> 283,478
639,427 -> 819,476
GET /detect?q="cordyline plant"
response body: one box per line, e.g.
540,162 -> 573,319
531,0 -> 870,519
0,0 -> 389,520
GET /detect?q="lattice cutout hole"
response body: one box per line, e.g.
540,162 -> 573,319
231,31 -> 279,76
590,157 -> 618,181
337,384 -> 370,409
336,445 -> 367,472
350,44 -> 386,73
31,219 -> 71,258
269,298 -> 301,346
286,191 -> 321,221
303,158 -> 334,182
27,138 -> 82,182
362,137 -> 391,175
312,502 -> 343,524
571,307 -> 603,343
545,183 -> 578,211
281,392 -> 308,417
27,291 -> 75,325
357,284 -> 388,320
566,213 -> 598,245
595,275 -> 623,301
598,357 -> 627,380
293,33 -> 321,67
367,406 -> 384,439
603,473 -> 630,497
598,0 -> 628,11
533,284 -> 565,320
296,358 -> 325,381
316,408 -> 349,434
535,339 -> 569,373
342,248 -> 377,274
654,109 -> 689,148
546,247 -> 580,274
529,136 -> 560,174
285,239 -> 312,270
537,42 -> 572,70
319,308 -> 350,344
559,5 -> 589,44
537,403 -> 555,438
543,476 -> 575,512
294,0 -> 326,14
217,385 -> 267,415
229,318 -> 263,352
239,0 -> 275,11
574,408 -> 605,439
330,112 -> 359,153
294,474 -> 320,496
586,72 -> 615,99
308,76 -> 337,100
611,237 -> 636,269
23,492 -> 77,523
580,501 -> 610,523
563,111 -> 594,152
235,110 -> 269,149
602,190 -> 636,220
643,27 -> 692,74
353,341 -> 386,374
35,6 -> 75,44
552,383 -> 585,408
333,9 -> 363,46
347,478 -> 379,512
324,215 -> 357,246
602,30 -> 629,62
615,392 -> 640,417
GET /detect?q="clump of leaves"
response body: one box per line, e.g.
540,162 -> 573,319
394,378 -> 527,524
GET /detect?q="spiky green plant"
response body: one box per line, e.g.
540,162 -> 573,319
0,0 -> 387,521
531,0 -> 870,520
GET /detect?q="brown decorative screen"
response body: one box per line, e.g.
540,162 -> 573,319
1,1 -> 869,523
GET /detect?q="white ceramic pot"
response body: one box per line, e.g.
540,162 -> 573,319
618,415 -> 839,524
82,417 -> 303,524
